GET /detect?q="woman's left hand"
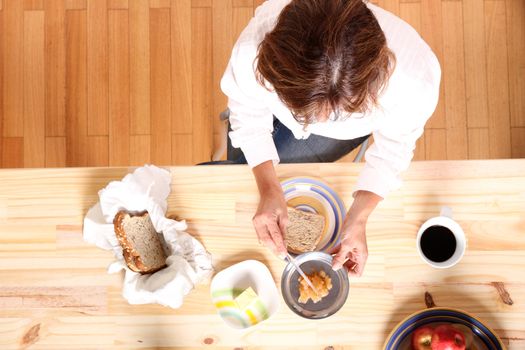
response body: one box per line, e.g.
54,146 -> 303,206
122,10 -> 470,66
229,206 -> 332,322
330,190 -> 382,277
331,219 -> 368,277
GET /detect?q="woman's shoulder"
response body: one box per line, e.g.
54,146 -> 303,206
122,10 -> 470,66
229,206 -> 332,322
369,2 -> 441,86
225,0 -> 293,94
235,0 -> 291,48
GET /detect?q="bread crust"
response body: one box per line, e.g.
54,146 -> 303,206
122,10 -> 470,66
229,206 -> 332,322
113,210 -> 166,274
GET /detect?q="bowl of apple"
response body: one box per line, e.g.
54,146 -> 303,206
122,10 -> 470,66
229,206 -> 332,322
383,307 -> 505,350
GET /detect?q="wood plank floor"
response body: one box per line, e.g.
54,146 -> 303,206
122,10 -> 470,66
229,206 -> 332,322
0,0 -> 524,168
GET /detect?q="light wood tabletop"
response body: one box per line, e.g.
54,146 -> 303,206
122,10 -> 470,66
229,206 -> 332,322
1,160 -> 524,349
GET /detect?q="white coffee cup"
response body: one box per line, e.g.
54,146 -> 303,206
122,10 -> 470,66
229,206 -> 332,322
416,206 -> 467,268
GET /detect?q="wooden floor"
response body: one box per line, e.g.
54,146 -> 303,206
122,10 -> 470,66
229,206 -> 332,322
0,0 -> 524,168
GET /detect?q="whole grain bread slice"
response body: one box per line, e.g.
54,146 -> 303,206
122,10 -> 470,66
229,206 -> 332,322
114,210 -> 167,274
285,207 -> 325,254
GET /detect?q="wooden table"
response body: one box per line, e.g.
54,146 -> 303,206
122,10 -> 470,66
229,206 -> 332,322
1,160 -> 524,349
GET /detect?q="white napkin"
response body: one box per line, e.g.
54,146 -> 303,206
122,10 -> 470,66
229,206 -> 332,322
83,165 -> 213,309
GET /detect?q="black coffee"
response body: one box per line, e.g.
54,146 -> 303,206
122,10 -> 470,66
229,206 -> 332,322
420,225 -> 457,262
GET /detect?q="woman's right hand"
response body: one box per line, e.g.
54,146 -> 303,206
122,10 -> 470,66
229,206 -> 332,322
252,161 -> 289,257
253,185 -> 289,257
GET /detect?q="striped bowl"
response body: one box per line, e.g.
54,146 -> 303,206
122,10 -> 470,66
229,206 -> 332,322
281,177 -> 346,254
210,260 -> 279,329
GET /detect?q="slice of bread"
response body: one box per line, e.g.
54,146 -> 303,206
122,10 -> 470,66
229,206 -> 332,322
285,207 -> 325,254
113,210 -> 167,274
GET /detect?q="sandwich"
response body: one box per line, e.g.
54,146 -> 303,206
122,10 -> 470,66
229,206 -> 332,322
285,207 -> 325,253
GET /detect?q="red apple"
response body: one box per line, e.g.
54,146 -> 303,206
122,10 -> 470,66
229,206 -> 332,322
431,325 -> 466,350
412,325 -> 434,350
451,324 -> 473,349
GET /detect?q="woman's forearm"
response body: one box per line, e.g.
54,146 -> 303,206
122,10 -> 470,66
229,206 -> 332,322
345,190 -> 382,225
252,160 -> 281,194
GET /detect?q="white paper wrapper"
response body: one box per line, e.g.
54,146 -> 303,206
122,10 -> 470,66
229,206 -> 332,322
83,165 -> 213,309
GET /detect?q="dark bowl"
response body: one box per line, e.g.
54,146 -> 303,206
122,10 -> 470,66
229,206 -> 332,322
383,307 -> 505,350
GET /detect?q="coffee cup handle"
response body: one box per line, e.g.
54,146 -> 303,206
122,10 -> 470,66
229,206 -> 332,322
440,206 -> 453,218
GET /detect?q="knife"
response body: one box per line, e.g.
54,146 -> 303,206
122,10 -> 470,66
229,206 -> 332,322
285,253 -> 319,295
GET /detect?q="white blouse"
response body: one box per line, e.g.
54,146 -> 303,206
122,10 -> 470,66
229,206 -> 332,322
221,0 -> 441,198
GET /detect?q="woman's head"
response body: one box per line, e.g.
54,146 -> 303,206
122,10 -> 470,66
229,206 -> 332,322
256,0 -> 395,124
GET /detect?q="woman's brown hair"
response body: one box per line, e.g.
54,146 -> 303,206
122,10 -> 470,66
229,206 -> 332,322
256,0 -> 395,124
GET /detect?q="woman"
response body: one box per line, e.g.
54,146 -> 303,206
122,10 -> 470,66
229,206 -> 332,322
220,0 -> 440,276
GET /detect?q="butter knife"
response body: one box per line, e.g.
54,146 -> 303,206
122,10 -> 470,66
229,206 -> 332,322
285,253 -> 319,295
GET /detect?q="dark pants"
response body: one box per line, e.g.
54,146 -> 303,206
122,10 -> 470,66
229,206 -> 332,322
225,118 -> 369,164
